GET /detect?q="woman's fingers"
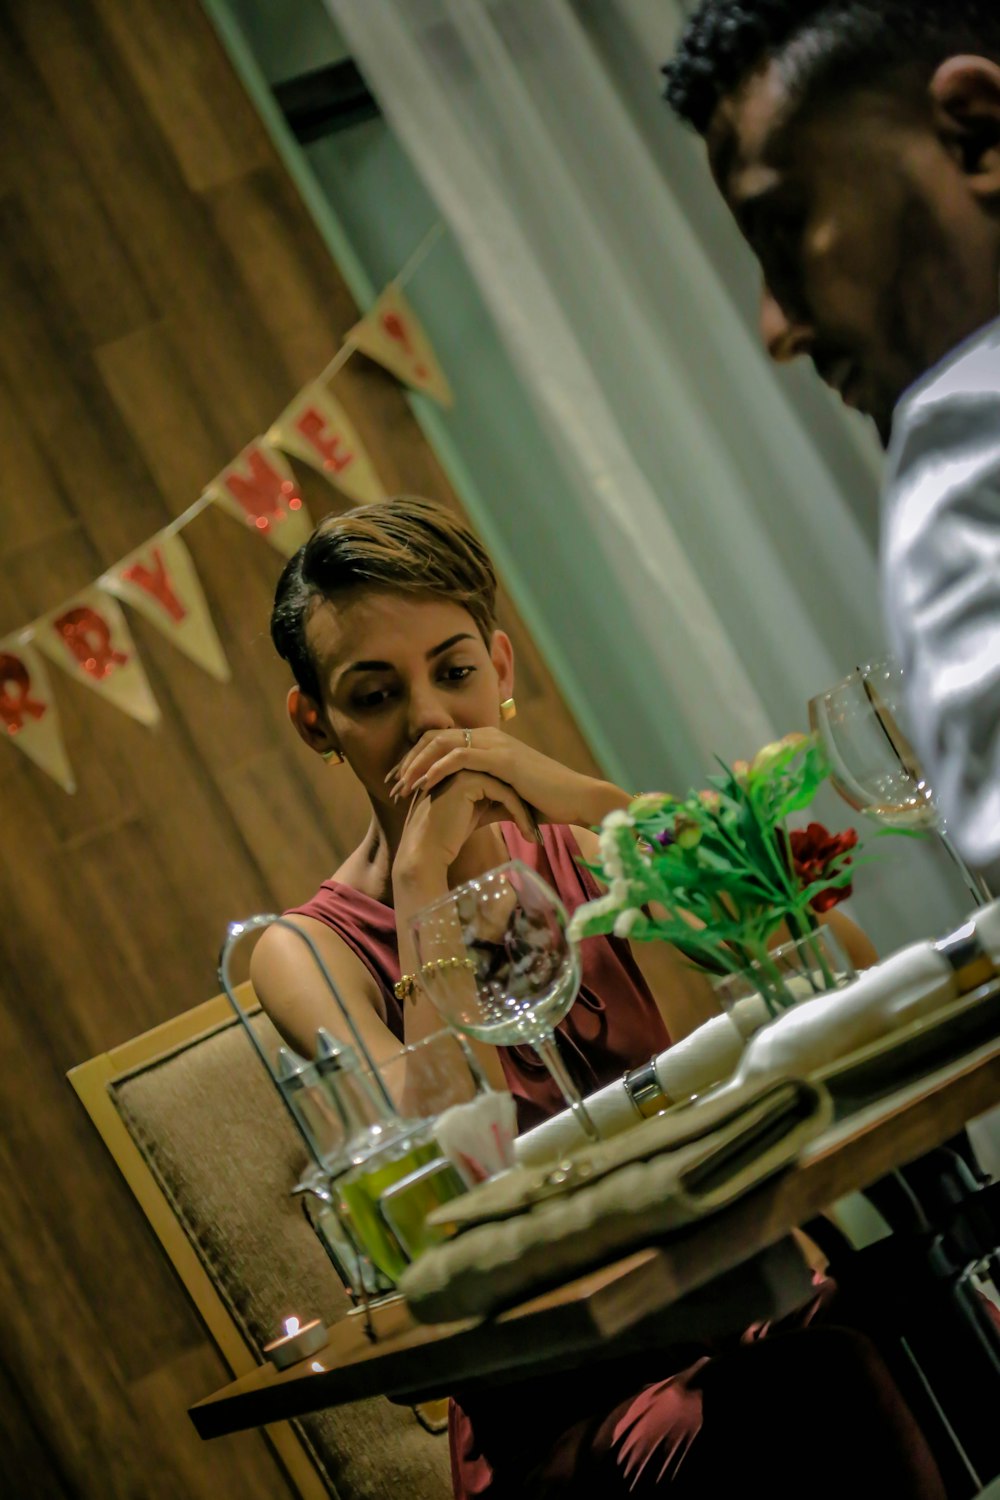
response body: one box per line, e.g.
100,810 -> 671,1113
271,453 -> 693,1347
386,729 -> 461,787
391,730 -> 504,801
401,745 -> 480,798
465,772 -> 538,844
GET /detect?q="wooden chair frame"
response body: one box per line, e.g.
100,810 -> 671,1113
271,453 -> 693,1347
68,986 -> 330,1500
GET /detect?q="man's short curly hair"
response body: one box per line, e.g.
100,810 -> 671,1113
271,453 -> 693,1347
664,1 -> 1000,136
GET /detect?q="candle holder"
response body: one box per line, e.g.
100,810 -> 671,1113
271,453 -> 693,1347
263,1314 -> 328,1370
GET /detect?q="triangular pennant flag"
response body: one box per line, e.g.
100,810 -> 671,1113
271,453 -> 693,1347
0,635 -> 76,793
35,587 -> 160,727
101,532 -> 231,684
347,284 -> 454,408
268,383 -> 387,506
206,440 -> 314,558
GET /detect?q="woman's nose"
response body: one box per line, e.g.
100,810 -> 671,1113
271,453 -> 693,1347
406,683 -> 454,744
759,282 -> 815,364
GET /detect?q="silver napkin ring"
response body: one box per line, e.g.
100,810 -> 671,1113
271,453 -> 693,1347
623,1058 -> 668,1119
934,922 -> 996,995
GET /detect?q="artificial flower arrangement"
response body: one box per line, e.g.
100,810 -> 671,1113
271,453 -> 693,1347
568,733 -> 894,1016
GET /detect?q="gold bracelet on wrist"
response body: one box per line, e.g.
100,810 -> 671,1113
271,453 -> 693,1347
420,957 -> 476,976
393,973 -> 418,1003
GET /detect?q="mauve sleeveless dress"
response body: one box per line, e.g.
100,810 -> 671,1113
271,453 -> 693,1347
287,825 -> 945,1500
287,823 -> 669,1134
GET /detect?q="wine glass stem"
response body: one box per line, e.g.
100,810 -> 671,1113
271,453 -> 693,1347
531,1031 -> 600,1142
937,832 -> 993,909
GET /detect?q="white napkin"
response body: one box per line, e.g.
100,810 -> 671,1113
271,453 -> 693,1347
655,998 -> 769,1102
515,1076 -> 642,1166
435,1091 -> 518,1184
516,1002 -> 770,1167
973,899 -> 1000,964
733,942 -> 955,1086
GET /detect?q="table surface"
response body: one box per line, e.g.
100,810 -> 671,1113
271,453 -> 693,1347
190,1029 -> 1000,1441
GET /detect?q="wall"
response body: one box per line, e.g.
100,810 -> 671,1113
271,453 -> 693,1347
0,1 -> 599,1494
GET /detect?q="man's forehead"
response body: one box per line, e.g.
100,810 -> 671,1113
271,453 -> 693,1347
707,57 -> 798,202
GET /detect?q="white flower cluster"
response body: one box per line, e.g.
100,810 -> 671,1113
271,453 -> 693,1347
566,808 -> 643,944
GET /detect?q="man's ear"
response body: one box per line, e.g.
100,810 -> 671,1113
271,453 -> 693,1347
489,629 -> 515,703
287,687 -> 341,757
931,56 -> 1000,195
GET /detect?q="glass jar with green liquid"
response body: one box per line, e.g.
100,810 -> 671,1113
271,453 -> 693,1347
313,1029 -> 466,1285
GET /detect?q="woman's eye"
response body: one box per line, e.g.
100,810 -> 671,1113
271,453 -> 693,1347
441,665 -> 475,684
353,687 -> 394,710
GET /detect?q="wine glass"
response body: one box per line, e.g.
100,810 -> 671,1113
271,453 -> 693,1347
808,656 -> 992,906
410,860 -> 600,1140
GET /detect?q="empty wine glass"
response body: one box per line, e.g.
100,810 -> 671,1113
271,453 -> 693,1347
808,656 -> 991,907
410,860 -> 599,1141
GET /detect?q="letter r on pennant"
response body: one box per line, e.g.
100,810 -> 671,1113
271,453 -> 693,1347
0,654 -> 47,734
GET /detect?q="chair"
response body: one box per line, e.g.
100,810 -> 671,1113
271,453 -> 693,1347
68,986 -> 451,1500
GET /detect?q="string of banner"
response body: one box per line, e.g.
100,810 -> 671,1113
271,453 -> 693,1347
1,225 -> 451,794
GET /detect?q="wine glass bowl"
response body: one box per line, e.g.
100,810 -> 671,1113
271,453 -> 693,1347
411,861 -> 598,1137
809,655 -> 991,904
807,658 -> 937,831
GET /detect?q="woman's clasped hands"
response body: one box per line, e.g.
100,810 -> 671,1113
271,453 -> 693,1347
386,726 -> 625,834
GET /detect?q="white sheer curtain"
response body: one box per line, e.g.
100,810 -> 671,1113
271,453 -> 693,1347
325,0 -> 965,945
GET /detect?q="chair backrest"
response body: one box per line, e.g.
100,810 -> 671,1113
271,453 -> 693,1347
69,987 -> 451,1500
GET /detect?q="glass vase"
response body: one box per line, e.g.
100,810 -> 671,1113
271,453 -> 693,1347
713,926 -> 857,1044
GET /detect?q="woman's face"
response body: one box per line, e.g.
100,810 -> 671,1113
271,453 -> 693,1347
299,589 -> 512,801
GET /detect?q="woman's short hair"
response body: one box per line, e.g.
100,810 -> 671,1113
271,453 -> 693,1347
270,496 -> 499,701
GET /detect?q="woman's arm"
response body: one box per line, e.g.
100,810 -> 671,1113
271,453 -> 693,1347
250,915 -> 403,1066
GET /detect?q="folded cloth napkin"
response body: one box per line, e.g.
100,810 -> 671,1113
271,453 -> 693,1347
732,942 -> 954,1087
516,938 -> 959,1172
515,994 -> 777,1167
399,1077 -> 831,1323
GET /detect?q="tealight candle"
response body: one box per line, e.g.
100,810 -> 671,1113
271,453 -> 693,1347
263,1315 -> 328,1370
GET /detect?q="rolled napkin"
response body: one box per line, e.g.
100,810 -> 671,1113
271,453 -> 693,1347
400,1077 -> 831,1323
733,941 -> 955,1087
516,993 -> 773,1168
515,1076 -> 652,1165
656,993 -> 772,1096
972,899 -> 1000,966
434,1090 -> 518,1185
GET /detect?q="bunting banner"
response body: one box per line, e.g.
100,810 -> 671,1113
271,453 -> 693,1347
205,441 -> 314,559
267,383 -> 387,506
34,587 -> 161,727
0,228 -> 450,792
0,636 -> 75,793
100,532 -> 230,684
348,283 -> 454,408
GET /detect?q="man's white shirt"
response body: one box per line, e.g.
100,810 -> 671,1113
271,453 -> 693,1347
882,318 -> 1000,890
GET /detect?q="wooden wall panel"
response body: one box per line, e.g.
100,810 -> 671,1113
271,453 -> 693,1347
0,0 -> 599,1495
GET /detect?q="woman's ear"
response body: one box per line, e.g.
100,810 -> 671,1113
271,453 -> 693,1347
489,629 -> 515,702
287,687 -> 342,758
931,57 -> 1000,195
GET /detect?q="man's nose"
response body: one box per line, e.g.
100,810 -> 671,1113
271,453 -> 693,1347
759,282 -> 815,364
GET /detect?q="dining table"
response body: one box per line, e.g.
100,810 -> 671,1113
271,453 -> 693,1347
190,1015 -> 1000,1443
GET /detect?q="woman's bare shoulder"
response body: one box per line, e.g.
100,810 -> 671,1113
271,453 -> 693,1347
250,912 -> 388,1056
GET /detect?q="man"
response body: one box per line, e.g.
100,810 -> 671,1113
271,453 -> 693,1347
663,2 -> 1000,891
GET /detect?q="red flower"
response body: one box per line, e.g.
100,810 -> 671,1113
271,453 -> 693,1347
789,822 -> 859,913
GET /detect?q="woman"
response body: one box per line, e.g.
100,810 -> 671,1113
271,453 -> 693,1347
253,496 -> 943,1498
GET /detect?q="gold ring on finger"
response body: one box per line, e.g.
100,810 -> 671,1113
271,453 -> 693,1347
463,728 -> 473,750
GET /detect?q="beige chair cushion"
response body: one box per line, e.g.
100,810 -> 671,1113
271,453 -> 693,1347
111,1013 -> 450,1500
